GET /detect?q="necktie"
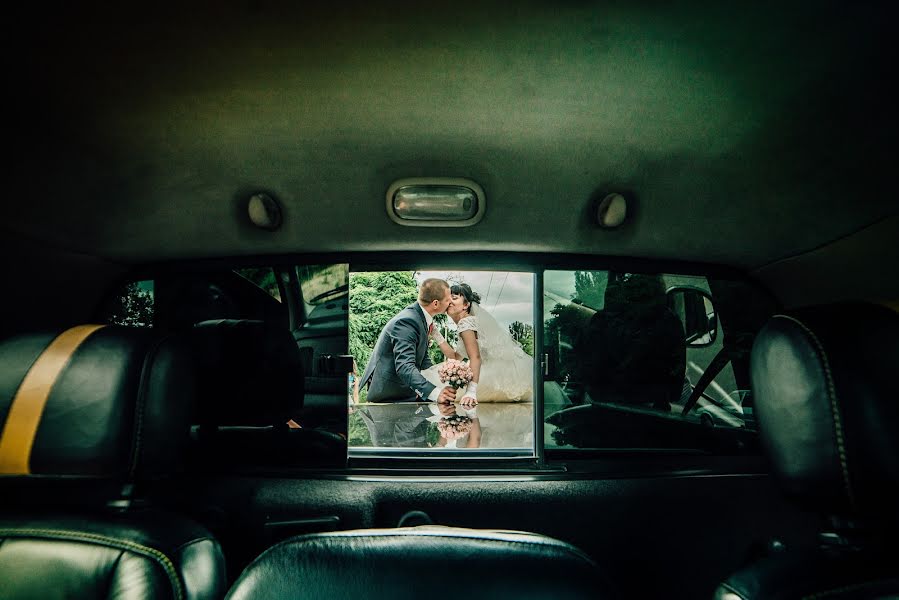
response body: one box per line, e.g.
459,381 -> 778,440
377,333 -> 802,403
428,322 -> 434,335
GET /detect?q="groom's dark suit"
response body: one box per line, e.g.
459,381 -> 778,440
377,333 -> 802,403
360,303 -> 436,403
358,303 -> 437,447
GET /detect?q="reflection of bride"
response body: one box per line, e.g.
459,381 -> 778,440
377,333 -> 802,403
427,403 -> 534,448
422,283 -> 533,403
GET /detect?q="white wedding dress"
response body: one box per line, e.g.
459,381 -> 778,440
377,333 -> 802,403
426,403 -> 534,448
421,303 -> 533,402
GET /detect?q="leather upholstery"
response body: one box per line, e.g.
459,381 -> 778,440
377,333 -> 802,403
0,325 -> 227,600
190,319 -> 304,426
716,545 -> 899,600
750,303 -> 899,517
717,303 -> 899,599
188,319 -> 344,467
226,526 -> 616,600
0,511 -> 226,600
0,326 -> 195,479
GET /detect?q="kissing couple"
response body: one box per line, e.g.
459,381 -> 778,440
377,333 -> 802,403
359,278 -> 533,408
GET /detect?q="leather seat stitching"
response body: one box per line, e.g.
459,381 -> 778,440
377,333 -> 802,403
0,528 -> 184,600
777,315 -> 854,508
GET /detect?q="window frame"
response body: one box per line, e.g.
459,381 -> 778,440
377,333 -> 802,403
100,251 -> 776,476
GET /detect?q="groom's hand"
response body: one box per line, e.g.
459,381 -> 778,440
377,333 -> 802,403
438,386 -> 457,404
436,402 -> 456,416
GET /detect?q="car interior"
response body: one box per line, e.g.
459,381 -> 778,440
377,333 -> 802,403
1,2 -> 897,599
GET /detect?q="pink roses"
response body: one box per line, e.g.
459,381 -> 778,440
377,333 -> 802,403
437,414 -> 473,440
438,359 -> 474,389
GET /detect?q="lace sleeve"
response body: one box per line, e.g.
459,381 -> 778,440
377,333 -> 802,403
457,316 -> 478,334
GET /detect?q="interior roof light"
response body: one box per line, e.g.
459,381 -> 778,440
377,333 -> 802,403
386,178 -> 486,227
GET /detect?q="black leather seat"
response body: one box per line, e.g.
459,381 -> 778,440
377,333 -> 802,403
716,303 -> 899,600
0,325 -> 226,600
188,319 -> 344,468
225,525 -> 617,600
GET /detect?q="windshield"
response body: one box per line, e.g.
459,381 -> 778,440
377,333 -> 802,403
298,265 -> 349,305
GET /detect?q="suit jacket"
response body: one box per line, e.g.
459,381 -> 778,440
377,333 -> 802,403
360,303 -> 436,402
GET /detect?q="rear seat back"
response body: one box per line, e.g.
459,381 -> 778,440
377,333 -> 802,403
0,324 -> 226,600
226,525 -> 618,600
188,319 -> 344,468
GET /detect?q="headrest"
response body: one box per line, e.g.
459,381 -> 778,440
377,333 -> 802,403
751,302 -> 899,518
0,325 -> 194,479
227,526 -> 616,600
577,303 -> 685,409
189,320 -> 303,426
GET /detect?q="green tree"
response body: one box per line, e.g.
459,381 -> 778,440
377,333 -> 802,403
349,271 -> 419,400
429,313 -> 459,365
542,270 -> 608,382
574,271 -> 607,309
508,321 -> 534,356
106,282 -> 154,327
348,410 -> 372,446
348,271 -> 425,445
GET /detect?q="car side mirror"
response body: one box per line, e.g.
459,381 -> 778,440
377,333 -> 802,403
666,286 -> 717,347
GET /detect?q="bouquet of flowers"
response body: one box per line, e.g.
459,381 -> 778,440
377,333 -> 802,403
437,359 -> 474,390
437,414 -> 473,440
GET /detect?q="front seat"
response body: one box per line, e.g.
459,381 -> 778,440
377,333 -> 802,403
546,273 -> 696,449
188,319 -> 345,468
225,525 -> 617,599
0,324 -> 226,600
716,303 -> 899,600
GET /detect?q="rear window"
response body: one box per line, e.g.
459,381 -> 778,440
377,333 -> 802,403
98,260 -> 775,467
543,270 -> 772,454
102,280 -> 155,328
348,270 -> 535,455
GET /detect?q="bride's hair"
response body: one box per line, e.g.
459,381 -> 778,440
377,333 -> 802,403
450,283 -> 481,309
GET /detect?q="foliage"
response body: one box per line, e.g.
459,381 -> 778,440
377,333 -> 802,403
429,312 -> 458,365
574,270 -> 607,309
544,303 -> 587,382
348,409 -> 439,447
544,270 -> 608,383
348,410 -> 372,446
349,271 -> 419,400
508,321 -> 534,356
235,267 -> 280,301
106,282 -> 154,327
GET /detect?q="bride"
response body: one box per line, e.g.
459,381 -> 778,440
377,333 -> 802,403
422,283 -> 533,406
427,402 -> 534,448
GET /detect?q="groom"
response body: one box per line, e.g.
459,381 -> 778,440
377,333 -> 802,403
360,278 -> 457,404
357,278 -> 457,448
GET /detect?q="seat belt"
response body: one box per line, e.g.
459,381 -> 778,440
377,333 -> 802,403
681,347 -> 732,416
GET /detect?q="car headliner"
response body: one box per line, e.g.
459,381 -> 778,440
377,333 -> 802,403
4,2 -> 897,297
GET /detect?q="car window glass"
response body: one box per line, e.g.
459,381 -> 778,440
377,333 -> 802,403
543,270 -> 766,454
299,265 -> 349,306
235,267 -> 281,301
348,270 -> 535,455
101,279 -> 155,327
293,264 -> 351,447
98,266 -> 351,467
